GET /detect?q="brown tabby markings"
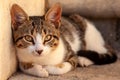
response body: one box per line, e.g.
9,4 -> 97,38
62,36 -> 78,69
13,21 -> 35,48
20,62 -> 33,69
12,16 -> 59,49
41,21 -> 60,47
69,14 -> 87,50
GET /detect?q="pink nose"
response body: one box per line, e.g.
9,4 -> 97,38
36,50 -> 43,55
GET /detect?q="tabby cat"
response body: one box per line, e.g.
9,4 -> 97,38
11,3 -> 117,77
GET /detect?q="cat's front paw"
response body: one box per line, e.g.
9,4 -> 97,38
44,65 -> 61,75
33,64 -> 49,77
44,62 -> 72,75
20,63 -> 49,77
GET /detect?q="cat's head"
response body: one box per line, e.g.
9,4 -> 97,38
11,3 -> 62,56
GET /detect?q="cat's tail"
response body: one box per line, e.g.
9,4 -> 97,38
77,45 -> 117,66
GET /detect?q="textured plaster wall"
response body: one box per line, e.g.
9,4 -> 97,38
0,0 -> 45,80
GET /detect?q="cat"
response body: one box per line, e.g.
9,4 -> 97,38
11,3 -> 117,77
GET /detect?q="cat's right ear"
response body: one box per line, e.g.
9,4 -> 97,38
10,4 -> 29,30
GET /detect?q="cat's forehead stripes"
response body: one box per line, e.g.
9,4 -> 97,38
29,16 -> 43,25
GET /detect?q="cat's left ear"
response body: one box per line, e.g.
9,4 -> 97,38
10,4 -> 29,30
45,3 -> 62,28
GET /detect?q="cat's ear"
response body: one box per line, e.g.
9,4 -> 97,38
45,3 -> 62,28
10,4 -> 29,30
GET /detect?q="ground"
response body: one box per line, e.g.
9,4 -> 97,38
9,59 -> 120,80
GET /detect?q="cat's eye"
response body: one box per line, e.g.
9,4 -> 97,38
45,35 -> 52,41
24,35 -> 33,42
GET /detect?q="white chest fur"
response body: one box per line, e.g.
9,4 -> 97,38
17,39 -> 66,65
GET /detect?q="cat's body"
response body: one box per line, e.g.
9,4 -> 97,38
11,4 -> 117,77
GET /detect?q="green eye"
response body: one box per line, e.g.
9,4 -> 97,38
24,35 -> 33,42
45,35 -> 52,41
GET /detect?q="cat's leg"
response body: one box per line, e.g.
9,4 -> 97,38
19,62 -> 49,77
44,56 -> 78,75
44,62 -> 72,75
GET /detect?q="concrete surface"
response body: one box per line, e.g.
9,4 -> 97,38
9,59 -> 120,80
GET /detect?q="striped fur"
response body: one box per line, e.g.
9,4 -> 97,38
11,4 -> 117,77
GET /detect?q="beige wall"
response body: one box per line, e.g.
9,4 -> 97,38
0,0 -> 45,80
48,0 -> 120,18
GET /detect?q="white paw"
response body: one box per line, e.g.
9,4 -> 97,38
44,62 -> 72,75
33,64 -> 49,77
44,65 -> 61,75
24,64 -> 49,77
78,57 -> 94,67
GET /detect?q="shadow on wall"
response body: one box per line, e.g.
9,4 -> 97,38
116,19 -> 120,45
91,18 -> 120,58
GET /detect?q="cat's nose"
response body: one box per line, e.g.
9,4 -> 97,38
36,50 -> 43,55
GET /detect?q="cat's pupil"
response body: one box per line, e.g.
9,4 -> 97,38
32,22 -> 35,26
43,29 -> 46,34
